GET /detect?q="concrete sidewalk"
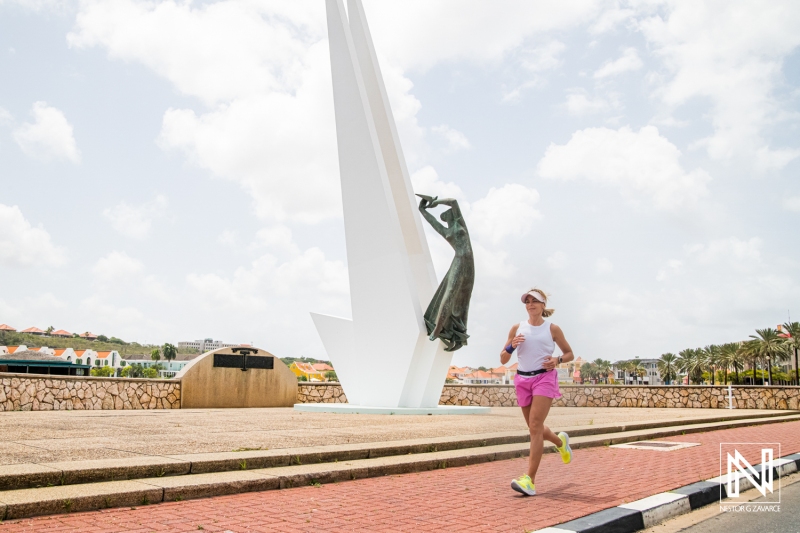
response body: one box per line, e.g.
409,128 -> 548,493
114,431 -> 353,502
1,415 -> 798,531
0,407 -> 778,465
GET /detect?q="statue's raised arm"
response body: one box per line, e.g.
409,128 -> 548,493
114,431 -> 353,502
415,193 -> 475,352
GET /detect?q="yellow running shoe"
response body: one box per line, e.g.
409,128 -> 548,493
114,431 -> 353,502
511,474 -> 536,496
557,432 -> 572,464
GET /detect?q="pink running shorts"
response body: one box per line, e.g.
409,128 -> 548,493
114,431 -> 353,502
514,370 -> 562,407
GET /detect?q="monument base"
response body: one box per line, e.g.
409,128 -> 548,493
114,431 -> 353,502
293,403 -> 491,415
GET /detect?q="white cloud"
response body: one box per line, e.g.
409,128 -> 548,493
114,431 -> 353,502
67,0 -> 607,223
595,258 -> 614,274
564,89 -> 612,115
686,237 -> 762,269
638,0 -> 800,168
547,251 -> 567,270
12,102 -> 80,163
537,125 -> 711,210
186,246 -> 348,312
410,166 -> 467,203
593,47 -> 643,79
469,184 -> 542,245
217,230 -> 238,247
656,259 -> 684,281
519,40 -> 566,72
103,195 -> 168,240
431,125 -> 471,152
0,204 -> 66,267
92,251 -> 144,283
783,196 -> 800,212
68,0 -> 323,106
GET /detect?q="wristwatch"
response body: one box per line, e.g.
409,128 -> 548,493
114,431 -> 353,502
557,355 -> 563,364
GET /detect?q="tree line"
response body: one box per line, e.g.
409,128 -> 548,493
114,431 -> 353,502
656,322 -> 800,386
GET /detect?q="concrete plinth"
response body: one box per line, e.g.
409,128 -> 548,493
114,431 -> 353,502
293,403 -> 491,415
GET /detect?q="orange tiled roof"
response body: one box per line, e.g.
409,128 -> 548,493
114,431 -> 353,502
96,351 -> 112,358
0,324 -> 16,331
21,327 -> 44,334
74,350 -> 87,356
79,332 -> 97,338
51,329 -> 72,336
462,370 -> 495,379
7,346 -> 21,353
312,363 -> 334,371
53,349 -> 67,356
294,362 -> 320,374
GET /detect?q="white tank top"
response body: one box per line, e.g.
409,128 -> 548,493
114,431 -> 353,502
515,320 -> 555,372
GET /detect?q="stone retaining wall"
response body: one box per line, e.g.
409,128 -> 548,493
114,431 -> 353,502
298,383 -> 800,410
0,374 -> 181,411
4,376 -> 797,411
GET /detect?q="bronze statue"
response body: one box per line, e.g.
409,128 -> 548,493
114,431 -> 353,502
417,194 -> 475,352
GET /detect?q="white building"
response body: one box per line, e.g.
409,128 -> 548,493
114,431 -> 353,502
122,354 -> 200,378
177,338 -> 244,353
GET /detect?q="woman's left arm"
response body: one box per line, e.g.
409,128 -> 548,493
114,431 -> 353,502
551,324 -> 574,364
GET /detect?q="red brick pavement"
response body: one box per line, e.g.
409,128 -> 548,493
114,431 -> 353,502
2,420 -> 798,533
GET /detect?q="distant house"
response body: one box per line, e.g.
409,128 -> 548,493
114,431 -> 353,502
460,370 -> 501,385
79,332 -> 98,341
289,362 -> 325,381
4,346 -> 28,354
490,365 -> 515,384
120,353 -> 199,378
51,329 -> 72,338
74,349 -> 98,367
20,327 -> 45,336
0,350 -> 90,376
51,348 -> 77,363
0,324 -> 16,333
95,350 -> 122,368
312,363 -> 334,373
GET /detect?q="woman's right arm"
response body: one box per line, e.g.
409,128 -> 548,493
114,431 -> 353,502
500,324 -> 523,365
418,199 -> 448,237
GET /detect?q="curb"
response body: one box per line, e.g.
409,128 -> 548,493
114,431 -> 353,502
532,452 -> 800,533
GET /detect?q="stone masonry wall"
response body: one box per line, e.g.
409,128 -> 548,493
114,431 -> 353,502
0,374 -> 181,411
298,383 -> 800,410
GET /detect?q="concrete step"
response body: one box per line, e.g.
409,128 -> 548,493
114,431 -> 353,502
0,412 -> 798,520
0,410 -> 795,493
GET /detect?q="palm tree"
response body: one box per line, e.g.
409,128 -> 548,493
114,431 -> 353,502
781,322 -> 800,385
619,360 -> 634,384
593,358 -> 612,384
718,343 -> 739,384
703,345 -> 722,385
677,348 -> 705,384
150,348 -> 161,362
632,360 -> 646,384
749,328 -> 788,386
162,343 -> 178,363
580,361 -> 598,384
657,353 -> 678,385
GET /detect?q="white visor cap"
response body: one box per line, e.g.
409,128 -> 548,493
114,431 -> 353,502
521,290 -> 546,304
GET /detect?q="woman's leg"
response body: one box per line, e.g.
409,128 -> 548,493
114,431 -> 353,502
521,403 -> 561,445
526,395 -> 560,482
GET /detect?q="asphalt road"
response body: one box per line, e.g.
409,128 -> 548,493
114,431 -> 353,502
679,478 -> 800,533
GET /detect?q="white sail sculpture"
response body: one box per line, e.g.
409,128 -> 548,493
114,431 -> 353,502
295,0 -> 487,414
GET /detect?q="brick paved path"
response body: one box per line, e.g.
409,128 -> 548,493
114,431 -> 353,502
3,420 -> 798,533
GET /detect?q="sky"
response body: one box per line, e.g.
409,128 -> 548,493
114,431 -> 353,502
1,0 -> 799,368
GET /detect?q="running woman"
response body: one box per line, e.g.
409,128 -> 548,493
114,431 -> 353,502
500,288 -> 574,496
